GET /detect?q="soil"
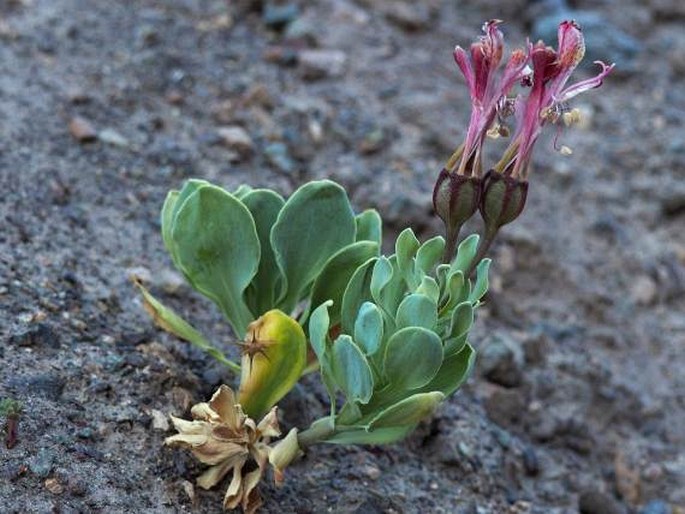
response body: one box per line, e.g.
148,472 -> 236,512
1,0 -> 684,513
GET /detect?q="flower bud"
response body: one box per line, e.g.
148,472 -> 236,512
238,310 -> 307,419
479,170 -> 528,230
268,428 -> 302,486
432,168 -> 481,233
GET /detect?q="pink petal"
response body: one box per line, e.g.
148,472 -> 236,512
557,61 -> 615,103
453,46 -> 475,95
557,20 -> 585,70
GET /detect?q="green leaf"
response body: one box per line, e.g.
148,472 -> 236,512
161,190 -> 179,258
418,343 -> 475,396
370,256 -> 393,305
383,327 -> 443,390
416,276 -> 440,304
271,180 -> 356,313
368,391 -> 445,429
171,185 -> 259,338
341,258 -> 377,335
415,236 -> 445,277
469,258 -> 491,304
233,184 -> 253,199
439,270 -> 467,316
395,294 -> 437,331
354,302 -> 384,356
241,189 -> 285,316
395,228 -> 420,288
332,335 -> 374,404
452,234 -> 479,273
308,301 -> 337,415
136,282 -> 239,372
309,241 -> 379,326
355,209 -> 382,245
444,301 -> 473,355
324,425 -> 415,445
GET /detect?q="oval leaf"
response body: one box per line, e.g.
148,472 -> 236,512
383,327 -> 443,390
171,185 -> 259,338
395,294 -> 438,331
341,258 -> 377,335
271,180 -> 356,312
355,209 -> 382,245
368,392 -> 445,429
332,335 -> 374,404
354,302 -> 384,356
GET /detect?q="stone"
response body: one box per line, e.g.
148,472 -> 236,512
68,116 -> 97,142
639,500 -> 672,514
522,446 -> 540,476
9,323 -> 60,349
615,453 -> 641,504
30,448 -> 55,478
479,335 -> 525,388
298,49 -> 347,80
216,126 -> 254,156
98,128 -> 129,147
483,386 -> 525,426
630,275 -> 658,306
383,1 -> 432,32
150,409 -> 169,431
264,142 -> 296,174
263,3 -> 299,31
360,464 -> 381,480
578,490 -> 626,514
45,477 -> 64,494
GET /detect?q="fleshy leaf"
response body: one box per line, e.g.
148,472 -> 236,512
395,294 -> 438,331
395,228 -> 420,287
332,335 -> 374,404
171,185 -> 259,338
418,343 -> 475,396
415,236 -> 445,277
469,258 -> 491,304
135,281 -> 239,372
355,209 -> 382,245
452,234 -> 479,273
353,302 -> 384,356
241,189 -> 286,316
308,241 -> 379,326
341,258 -> 377,335
416,276 -> 440,304
271,180 -> 356,313
238,310 -> 307,418
367,392 -> 445,429
324,425 -> 414,445
308,301 -> 338,414
383,327 -> 443,390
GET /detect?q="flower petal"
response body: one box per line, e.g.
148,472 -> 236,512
223,464 -> 245,510
208,385 -> 240,427
557,20 -> 585,69
196,460 -> 234,490
242,468 -> 265,514
256,407 -> 281,439
557,61 -> 615,103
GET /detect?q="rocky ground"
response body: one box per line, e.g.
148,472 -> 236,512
1,0 -> 684,513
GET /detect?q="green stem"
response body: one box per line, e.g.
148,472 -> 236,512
465,224 -> 498,279
442,223 -> 462,264
297,417 -> 336,449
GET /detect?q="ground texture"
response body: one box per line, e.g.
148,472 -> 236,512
1,0 -> 684,513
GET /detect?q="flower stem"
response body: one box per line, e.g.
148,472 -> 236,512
296,418 -> 335,449
443,223 -> 462,264
466,224 -> 498,278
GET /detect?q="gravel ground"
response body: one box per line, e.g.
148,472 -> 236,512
1,0 -> 684,513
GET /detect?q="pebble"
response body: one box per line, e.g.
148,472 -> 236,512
660,190 -> 685,217
45,477 -> 64,494
264,142 -> 296,174
360,464 -> 381,480
615,453 -> 641,504
68,116 -> 97,143
150,409 -> 169,431
9,323 -> 60,349
298,49 -> 347,80
216,126 -> 254,156
157,269 -> 185,294
383,1 -> 432,32
483,387 -> 525,426
98,128 -> 129,148
6,373 -> 65,400
640,500 -> 672,514
263,3 -> 299,30
578,489 -> 626,514
30,448 -> 55,478
630,275 -> 658,306
522,446 -> 540,476
479,334 -> 525,388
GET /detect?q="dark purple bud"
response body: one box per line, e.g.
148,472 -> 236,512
432,168 -> 481,232
479,170 -> 528,229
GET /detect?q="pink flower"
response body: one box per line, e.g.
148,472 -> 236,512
498,20 -> 615,179
450,20 -> 530,177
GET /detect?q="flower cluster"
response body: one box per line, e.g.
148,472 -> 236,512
434,20 -> 614,259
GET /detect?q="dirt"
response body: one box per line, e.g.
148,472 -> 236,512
1,0 -> 684,513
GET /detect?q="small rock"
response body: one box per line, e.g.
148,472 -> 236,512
170,387 -> 193,413
615,453 -> 641,504
98,128 -> 129,148
383,1 -> 432,32
483,386 -> 525,426
522,446 -> 540,476
639,500 -> 672,514
69,116 -> 97,143
579,490 -> 626,514
358,128 -> 385,155
6,373 -> 65,400
360,464 -> 381,480
263,3 -> 299,30
264,142 -> 296,174
480,335 -> 525,388
150,409 -> 170,431
660,190 -> 685,217
157,269 -> 185,295
30,448 -> 55,478
45,477 -> 64,495
9,323 -> 60,349
630,275 -> 657,306
298,49 -> 347,80
216,126 -> 254,156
